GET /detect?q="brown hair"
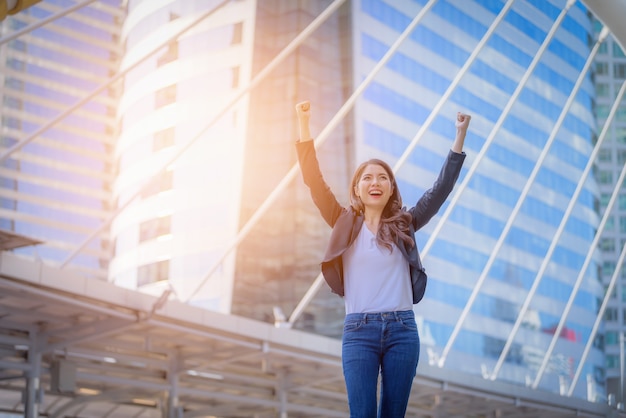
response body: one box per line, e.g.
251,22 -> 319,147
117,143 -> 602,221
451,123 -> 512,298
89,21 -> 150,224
349,159 -> 414,251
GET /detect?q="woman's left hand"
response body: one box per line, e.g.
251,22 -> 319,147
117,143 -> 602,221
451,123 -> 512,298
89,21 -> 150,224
455,112 -> 471,132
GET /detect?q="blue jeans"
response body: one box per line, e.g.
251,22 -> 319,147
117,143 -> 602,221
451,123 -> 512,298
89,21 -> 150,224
342,310 -> 420,418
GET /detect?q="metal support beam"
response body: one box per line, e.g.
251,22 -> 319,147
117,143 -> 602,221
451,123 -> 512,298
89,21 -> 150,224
49,388 -> 146,418
533,75 -> 626,390
165,351 -> 181,418
436,0 -> 577,368
277,369 -> 289,418
490,18 -> 604,381
23,336 -> 41,418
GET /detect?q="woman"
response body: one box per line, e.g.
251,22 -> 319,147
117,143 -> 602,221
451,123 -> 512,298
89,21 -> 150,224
295,100 -> 470,417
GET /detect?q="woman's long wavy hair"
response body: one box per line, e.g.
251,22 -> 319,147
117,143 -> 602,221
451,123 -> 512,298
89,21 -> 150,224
349,159 -> 414,251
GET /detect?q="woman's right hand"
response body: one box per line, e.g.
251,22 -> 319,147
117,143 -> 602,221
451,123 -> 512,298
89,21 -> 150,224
295,101 -> 311,121
295,101 -> 312,141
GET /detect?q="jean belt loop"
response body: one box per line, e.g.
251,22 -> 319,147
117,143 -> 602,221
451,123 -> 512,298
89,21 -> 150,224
363,313 -> 367,324
394,311 -> 399,321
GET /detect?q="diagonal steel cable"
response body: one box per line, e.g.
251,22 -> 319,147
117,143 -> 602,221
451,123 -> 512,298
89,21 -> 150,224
1,0 -> 231,165
392,0 -> 516,173
186,0 -> 438,304
288,0 -> 516,326
61,0 -> 347,268
490,27 -> 606,380
57,0 -> 234,267
435,0 -> 577,368
533,72 -> 625,390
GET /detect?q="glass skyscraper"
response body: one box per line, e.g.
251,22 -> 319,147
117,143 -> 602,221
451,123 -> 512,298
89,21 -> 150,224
592,17 -> 626,399
0,0 -> 123,280
109,0 -> 258,312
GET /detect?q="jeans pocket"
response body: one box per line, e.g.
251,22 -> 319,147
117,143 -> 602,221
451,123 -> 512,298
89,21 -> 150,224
343,319 -> 364,333
400,317 -> 418,331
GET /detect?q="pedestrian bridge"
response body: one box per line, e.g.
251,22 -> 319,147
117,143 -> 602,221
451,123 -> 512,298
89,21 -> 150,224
0,251 -> 624,418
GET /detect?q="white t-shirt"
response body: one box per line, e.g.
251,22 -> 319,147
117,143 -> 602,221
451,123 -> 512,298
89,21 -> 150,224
342,223 -> 412,314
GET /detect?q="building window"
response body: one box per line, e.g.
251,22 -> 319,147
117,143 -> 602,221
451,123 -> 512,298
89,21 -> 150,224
231,66 -> 239,88
137,260 -> 170,286
595,82 -> 609,98
9,39 -> 26,52
619,194 -> 626,210
605,215 -> 614,231
613,43 -> 626,58
618,150 -> 626,165
604,261 -> 616,277
231,22 -> 243,44
617,106 -> 626,122
139,215 -> 171,242
595,104 -> 609,119
154,127 -> 175,151
597,170 -> 613,185
605,331 -> 619,345
155,85 -> 176,108
617,127 -> 626,144
598,148 -> 612,162
600,193 -> 611,208
596,62 -> 608,75
600,238 -> 616,253
141,170 -> 174,199
606,354 -> 619,369
605,307 -> 618,321
157,41 -> 178,67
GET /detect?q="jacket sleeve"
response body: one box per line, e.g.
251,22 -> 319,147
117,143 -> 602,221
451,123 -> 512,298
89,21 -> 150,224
410,150 -> 465,231
295,140 -> 345,227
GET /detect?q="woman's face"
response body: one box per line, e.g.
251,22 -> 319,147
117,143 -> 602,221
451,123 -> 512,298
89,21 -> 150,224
354,164 -> 393,210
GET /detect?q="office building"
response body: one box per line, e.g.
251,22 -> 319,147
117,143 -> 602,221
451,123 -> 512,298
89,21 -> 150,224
0,0 -> 123,279
592,17 -> 626,399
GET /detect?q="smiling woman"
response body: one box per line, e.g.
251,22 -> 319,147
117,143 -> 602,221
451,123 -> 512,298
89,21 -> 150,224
294,100 -> 470,417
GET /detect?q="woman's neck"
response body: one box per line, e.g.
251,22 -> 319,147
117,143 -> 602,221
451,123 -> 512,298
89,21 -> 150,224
363,209 -> 383,234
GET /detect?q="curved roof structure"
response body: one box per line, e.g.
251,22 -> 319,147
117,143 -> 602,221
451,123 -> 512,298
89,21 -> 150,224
583,0 -> 626,50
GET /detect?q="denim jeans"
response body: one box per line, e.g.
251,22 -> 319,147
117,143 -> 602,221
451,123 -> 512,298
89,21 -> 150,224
342,310 -> 420,418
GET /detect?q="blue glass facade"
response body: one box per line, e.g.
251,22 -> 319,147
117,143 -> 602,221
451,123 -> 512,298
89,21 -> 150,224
352,0 -> 603,398
0,0 -> 122,278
